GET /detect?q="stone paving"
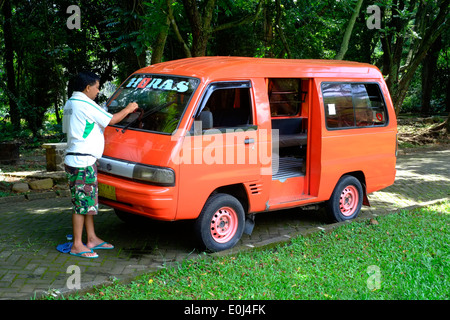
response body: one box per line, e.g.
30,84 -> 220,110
0,147 -> 449,300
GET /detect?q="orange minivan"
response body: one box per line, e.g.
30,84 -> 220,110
98,57 -> 397,251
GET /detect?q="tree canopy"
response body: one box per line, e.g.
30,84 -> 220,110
0,0 -> 449,137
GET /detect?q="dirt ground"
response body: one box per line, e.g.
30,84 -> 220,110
397,116 -> 449,147
0,147 -> 47,194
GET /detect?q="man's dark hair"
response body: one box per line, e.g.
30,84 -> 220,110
72,71 -> 100,92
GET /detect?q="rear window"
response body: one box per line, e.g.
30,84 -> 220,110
107,74 -> 199,134
322,83 -> 387,129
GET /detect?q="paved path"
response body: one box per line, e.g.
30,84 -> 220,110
0,148 -> 449,299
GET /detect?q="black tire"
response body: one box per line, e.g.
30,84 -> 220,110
195,193 -> 245,252
325,175 -> 363,222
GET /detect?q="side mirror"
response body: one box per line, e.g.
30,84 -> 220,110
198,110 -> 213,130
108,100 -> 119,108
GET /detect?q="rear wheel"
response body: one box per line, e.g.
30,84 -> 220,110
195,193 -> 245,252
326,175 -> 363,222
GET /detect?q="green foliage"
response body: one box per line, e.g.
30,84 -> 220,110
52,201 -> 450,300
0,110 -> 64,146
0,0 -> 448,141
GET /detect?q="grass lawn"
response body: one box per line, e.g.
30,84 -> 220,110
55,201 -> 449,300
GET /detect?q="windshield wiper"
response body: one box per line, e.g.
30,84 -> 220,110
121,100 -> 175,133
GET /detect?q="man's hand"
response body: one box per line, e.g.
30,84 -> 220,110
109,102 -> 139,126
125,102 -> 139,114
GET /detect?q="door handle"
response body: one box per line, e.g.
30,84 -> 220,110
244,138 -> 255,144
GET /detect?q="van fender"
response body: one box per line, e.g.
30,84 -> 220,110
207,183 -> 258,235
351,172 -> 370,206
362,182 -> 370,206
337,171 -> 370,207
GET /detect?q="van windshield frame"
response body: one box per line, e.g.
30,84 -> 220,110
106,74 -> 200,134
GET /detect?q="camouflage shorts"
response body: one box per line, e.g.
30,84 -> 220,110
65,164 -> 98,215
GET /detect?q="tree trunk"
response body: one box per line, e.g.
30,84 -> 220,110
151,15 -> 170,65
421,36 -> 442,116
166,0 -> 191,58
120,0 -> 147,78
446,112 -> 450,134
181,0 -> 216,57
335,0 -> 363,60
168,0 -> 262,58
262,2 -> 274,58
382,0 -> 449,115
445,68 -> 450,113
274,0 -> 291,59
2,0 -> 19,130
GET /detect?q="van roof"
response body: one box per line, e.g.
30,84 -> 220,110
135,56 -> 383,80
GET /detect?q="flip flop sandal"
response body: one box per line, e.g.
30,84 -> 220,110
69,249 -> 99,259
90,242 -> 114,250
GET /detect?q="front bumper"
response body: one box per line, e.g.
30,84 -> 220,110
98,172 -> 177,221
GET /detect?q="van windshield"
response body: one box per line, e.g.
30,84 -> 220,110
107,74 -> 199,134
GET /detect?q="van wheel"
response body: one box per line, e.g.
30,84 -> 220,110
326,175 -> 363,222
195,193 -> 245,252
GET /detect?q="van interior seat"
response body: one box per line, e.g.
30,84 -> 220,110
271,117 -> 307,148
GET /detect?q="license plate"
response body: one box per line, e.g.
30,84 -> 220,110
98,183 -> 116,201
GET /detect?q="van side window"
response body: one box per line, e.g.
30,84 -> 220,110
354,84 -> 387,127
322,83 -> 387,129
322,83 -> 354,128
202,87 -> 253,128
268,79 -> 304,116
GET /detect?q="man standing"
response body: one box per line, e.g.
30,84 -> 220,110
63,71 -> 138,258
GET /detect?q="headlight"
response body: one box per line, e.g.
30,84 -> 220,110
133,164 -> 175,186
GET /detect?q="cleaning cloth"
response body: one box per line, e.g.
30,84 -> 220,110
56,242 -> 73,253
